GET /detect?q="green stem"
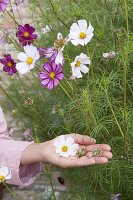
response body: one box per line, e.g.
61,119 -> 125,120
0,84 -> 16,106
48,0 -> 69,28
6,10 -> 19,26
122,0 -> 130,155
44,165 -> 56,200
9,1 -> 17,30
59,83 -> 73,100
4,183 -> 20,200
105,90 -> 124,137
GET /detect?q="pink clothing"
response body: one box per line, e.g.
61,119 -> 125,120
0,106 -> 41,186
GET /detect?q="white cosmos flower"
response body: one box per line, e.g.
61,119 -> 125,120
16,45 -> 40,74
71,53 -> 91,78
0,166 -> 12,183
41,25 -> 52,34
103,51 -> 117,59
54,135 -> 79,158
69,19 -> 94,46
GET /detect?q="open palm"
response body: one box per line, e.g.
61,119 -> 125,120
42,134 -> 112,168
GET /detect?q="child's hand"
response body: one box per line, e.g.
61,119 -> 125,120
40,134 -> 112,168
21,134 -> 112,168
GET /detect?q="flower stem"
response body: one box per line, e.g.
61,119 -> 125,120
9,1 -> 17,30
59,83 -> 73,100
43,165 -> 56,200
6,10 -> 19,26
105,90 -> 124,137
4,183 -> 20,200
48,0 -> 69,28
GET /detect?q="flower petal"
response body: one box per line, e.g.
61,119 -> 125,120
58,135 -> 65,146
86,22 -> 94,34
17,52 -> 27,62
16,62 -> 29,74
24,45 -> 38,57
80,64 -> 89,74
41,78 -> 50,86
70,22 -> 80,33
78,19 -> 88,32
66,137 -> 74,146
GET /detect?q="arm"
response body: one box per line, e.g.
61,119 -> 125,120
0,106 -> 112,186
21,134 -> 112,168
0,106 -> 41,186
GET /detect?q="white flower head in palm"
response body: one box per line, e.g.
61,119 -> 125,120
54,135 -> 79,158
0,166 -> 11,183
69,19 -> 94,46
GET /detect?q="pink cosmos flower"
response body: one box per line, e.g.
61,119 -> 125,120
0,54 -> 17,76
45,47 -> 64,65
16,24 -> 37,46
0,0 -> 9,12
38,62 -> 64,90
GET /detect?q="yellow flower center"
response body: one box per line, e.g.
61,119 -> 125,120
23,31 -> 29,37
75,60 -> 81,67
79,32 -> 86,39
49,72 -> 55,79
7,62 -> 12,68
0,175 -> 5,181
62,146 -> 68,152
26,57 -> 33,65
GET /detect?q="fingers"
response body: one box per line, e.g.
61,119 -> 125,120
86,151 -> 112,159
68,156 -> 109,167
72,133 -> 96,145
86,144 -> 111,152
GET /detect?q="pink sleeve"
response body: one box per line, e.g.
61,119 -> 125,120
0,106 -> 41,186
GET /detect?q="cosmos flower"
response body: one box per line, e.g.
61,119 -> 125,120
23,128 -> 32,141
69,19 -> 94,46
0,0 -> 9,12
14,0 -> 24,5
0,166 -> 11,183
13,0 -> 25,11
24,97 -> 34,107
54,33 -> 69,51
38,47 -> 45,58
38,61 -> 64,90
45,47 -> 64,65
54,135 -> 79,158
41,25 -> 52,34
0,36 -> 7,47
71,53 -> 91,78
0,32 -> 14,53
0,54 -> 17,76
16,45 -> 40,74
103,51 -> 118,59
45,33 -> 69,65
16,24 -> 37,46
110,193 -> 121,200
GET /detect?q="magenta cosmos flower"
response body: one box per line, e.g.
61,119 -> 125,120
0,0 -> 9,12
38,62 -> 64,90
0,54 -> 17,76
45,47 -> 64,65
16,24 -> 37,46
